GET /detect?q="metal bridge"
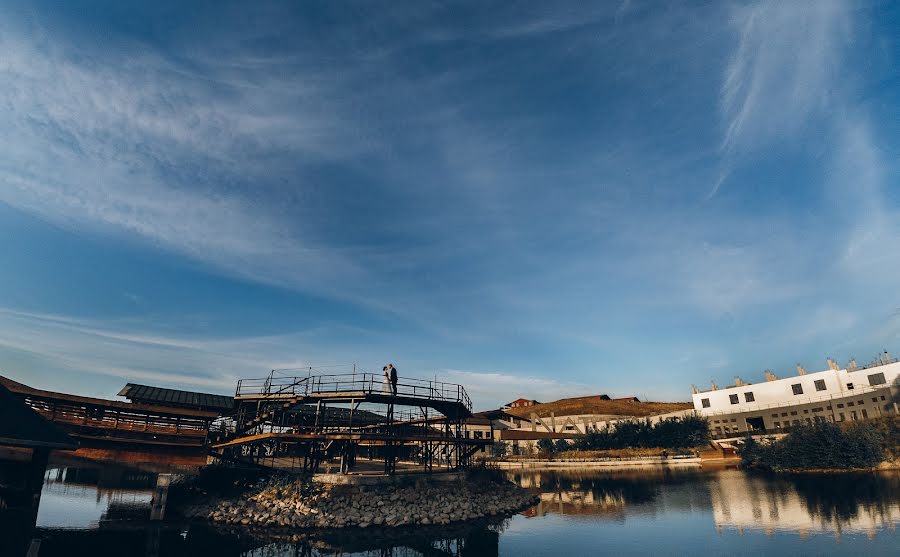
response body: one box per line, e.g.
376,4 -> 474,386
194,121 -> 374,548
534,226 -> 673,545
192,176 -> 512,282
211,368 -> 489,474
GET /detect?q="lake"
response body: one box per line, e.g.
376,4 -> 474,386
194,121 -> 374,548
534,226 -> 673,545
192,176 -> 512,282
3,461 -> 898,556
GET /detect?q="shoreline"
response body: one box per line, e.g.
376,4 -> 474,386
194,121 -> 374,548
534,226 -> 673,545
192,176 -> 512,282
492,456 -> 705,469
185,472 -> 538,531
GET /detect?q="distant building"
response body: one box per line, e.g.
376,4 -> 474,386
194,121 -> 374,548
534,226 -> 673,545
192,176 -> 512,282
490,396 -> 693,455
461,409 -> 513,458
693,356 -> 900,439
505,398 -> 539,409
553,394 -> 611,403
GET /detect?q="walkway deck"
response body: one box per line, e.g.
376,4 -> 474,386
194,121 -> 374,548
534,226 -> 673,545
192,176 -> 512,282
234,372 -> 473,419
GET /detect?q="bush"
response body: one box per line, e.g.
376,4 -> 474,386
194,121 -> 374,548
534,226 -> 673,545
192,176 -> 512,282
536,438 -> 555,454
490,441 -> 507,458
738,421 -> 885,471
572,415 -> 709,451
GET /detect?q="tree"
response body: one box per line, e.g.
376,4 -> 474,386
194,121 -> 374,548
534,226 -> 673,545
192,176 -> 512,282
536,438 -> 555,454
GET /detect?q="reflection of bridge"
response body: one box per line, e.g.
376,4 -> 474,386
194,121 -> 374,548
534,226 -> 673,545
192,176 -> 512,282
211,368 -> 490,474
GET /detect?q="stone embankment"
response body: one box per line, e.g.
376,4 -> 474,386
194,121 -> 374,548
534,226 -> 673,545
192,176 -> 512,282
205,478 -> 537,529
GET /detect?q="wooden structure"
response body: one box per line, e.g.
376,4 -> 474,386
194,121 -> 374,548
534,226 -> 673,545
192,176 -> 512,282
0,382 -> 78,555
118,383 -> 235,414
0,376 -> 224,448
212,368 -> 490,474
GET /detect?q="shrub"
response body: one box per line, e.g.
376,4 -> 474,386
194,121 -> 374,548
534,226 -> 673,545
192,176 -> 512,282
572,415 -> 709,451
536,438 -> 555,454
553,439 -> 570,453
738,421 -> 885,471
490,441 -> 507,458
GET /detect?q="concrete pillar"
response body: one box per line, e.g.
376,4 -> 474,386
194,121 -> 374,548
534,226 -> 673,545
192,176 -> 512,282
150,474 -> 172,521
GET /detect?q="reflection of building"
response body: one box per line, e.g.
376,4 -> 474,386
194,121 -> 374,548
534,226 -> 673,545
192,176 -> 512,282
708,470 -> 900,538
510,468 -> 709,521
525,489 -> 626,518
693,358 -> 900,438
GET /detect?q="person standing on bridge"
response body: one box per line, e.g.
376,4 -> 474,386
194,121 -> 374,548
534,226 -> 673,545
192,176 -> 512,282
382,366 -> 391,394
389,363 -> 398,395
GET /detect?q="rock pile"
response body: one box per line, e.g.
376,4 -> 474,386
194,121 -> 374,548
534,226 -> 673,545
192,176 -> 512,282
205,477 -> 537,529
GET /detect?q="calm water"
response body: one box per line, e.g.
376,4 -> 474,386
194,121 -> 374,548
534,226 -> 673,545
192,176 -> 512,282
2,462 -> 899,556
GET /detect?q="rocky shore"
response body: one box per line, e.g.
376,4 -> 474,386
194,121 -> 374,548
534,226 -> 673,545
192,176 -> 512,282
201,476 -> 537,530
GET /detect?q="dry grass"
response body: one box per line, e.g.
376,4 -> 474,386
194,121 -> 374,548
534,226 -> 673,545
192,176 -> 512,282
505,398 -> 692,419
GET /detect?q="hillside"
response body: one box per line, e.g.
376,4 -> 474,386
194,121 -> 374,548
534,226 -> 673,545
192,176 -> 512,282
505,397 -> 693,419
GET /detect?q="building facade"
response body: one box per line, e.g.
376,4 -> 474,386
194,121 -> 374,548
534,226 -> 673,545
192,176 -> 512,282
693,359 -> 900,438
505,398 -> 539,409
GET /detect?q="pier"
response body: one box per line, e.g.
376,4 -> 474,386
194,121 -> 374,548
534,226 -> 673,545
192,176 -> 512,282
211,368 -> 490,474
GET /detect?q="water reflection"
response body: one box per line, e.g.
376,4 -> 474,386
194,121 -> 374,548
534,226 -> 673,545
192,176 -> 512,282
24,520 -> 504,557
507,467 -> 708,520
36,466 -> 157,528
506,467 -> 900,539
708,470 -> 900,537
2,456 -> 899,556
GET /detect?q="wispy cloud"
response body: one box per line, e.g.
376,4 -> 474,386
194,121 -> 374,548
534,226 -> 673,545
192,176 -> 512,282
1,2 -> 899,401
0,15 -> 382,303
440,369 -> 595,410
0,307 -> 300,395
719,0 -> 847,155
712,0 -> 851,198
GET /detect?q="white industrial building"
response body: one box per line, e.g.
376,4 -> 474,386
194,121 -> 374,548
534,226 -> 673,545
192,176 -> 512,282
692,355 -> 900,438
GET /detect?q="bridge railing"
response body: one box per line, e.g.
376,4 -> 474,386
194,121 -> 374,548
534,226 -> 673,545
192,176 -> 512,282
235,371 -> 472,412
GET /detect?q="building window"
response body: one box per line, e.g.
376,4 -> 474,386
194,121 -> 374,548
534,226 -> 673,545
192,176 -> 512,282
792,383 -> 803,395
803,409 -> 809,414
774,421 -> 780,427
850,411 -> 857,421
771,414 -> 779,418
731,418 -> 737,422
790,411 -> 798,416
881,395 -> 886,401
781,412 -> 788,417
862,409 -> 869,419
837,403 -> 844,408
701,398 -> 710,408
873,398 -> 878,403
729,394 -> 739,404
847,383 -> 855,390
868,372 -> 886,386
848,401 -> 854,407
744,392 -> 755,403
814,379 -> 826,391
839,412 -> 845,421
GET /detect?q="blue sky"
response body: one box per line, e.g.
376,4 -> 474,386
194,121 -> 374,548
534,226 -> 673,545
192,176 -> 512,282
1,1 -> 900,409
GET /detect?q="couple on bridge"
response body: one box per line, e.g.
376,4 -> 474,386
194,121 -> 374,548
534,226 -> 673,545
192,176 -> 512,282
382,363 -> 398,396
